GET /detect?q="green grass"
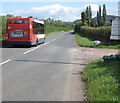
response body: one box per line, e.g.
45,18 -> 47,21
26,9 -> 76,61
75,33 -> 120,49
81,58 -> 120,102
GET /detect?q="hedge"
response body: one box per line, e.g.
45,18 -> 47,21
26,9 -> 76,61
79,26 -> 111,42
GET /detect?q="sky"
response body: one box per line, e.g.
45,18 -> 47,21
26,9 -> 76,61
1,1 -> 119,22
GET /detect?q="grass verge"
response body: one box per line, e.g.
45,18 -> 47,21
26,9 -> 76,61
81,58 -> 120,102
75,33 -> 120,49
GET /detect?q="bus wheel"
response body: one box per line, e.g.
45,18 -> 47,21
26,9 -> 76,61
42,38 -> 45,43
35,39 -> 38,46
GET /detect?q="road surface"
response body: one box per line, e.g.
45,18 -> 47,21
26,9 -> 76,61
2,32 -> 85,101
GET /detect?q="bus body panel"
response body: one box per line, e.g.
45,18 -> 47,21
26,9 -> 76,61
6,18 -> 45,45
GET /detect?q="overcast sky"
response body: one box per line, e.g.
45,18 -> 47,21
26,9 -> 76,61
1,1 -> 119,22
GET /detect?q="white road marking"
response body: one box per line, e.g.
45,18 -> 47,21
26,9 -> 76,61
23,46 -> 39,54
0,59 -> 11,66
23,33 -> 64,55
51,39 -> 56,42
42,41 -> 51,45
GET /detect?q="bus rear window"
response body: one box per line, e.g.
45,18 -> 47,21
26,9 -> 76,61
8,19 -> 28,24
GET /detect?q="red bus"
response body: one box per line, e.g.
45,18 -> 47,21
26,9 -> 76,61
6,18 -> 45,46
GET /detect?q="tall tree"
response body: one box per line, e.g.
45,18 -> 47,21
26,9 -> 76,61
103,4 -> 107,25
81,12 -> 86,26
85,5 -> 92,26
97,11 -> 100,26
99,5 -> 102,20
86,6 -> 89,25
89,5 -> 92,26
97,5 -> 104,26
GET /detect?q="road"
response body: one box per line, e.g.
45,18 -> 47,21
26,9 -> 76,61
2,32 -> 85,101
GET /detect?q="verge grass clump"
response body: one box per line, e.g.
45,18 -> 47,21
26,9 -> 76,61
81,58 -> 120,102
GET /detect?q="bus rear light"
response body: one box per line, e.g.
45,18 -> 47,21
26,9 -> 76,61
29,24 -> 32,29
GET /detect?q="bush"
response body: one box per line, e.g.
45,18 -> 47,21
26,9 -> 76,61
79,26 -> 111,42
74,21 -> 82,33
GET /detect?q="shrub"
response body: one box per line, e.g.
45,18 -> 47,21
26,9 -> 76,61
74,21 -> 82,33
79,26 -> 111,42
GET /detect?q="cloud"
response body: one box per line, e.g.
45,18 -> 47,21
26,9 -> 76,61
13,4 -> 81,22
10,3 -> 118,22
107,6 -> 118,16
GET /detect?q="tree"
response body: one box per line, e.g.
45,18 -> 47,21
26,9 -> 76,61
99,5 -> 102,26
99,5 -> 102,20
91,18 -> 97,27
6,14 -> 14,18
28,16 -> 33,18
85,5 -> 92,26
103,4 -> 107,25
97,5 -> 104,26
2,16 -> 7,35
89,5 -> 92,26
86,6 -> 89,25
81,12 -> 86,26
97,11 -> 100,26
89,5 -> 92,19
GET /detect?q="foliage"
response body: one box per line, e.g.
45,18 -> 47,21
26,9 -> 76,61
97,4 -> 107,26
81,58 -> 120,102
6,14 -> 14,18
103,4 -> 107,25
81,4 -> 107,27
74,21 -> 82,33
28,16 -> 33,18
0,16 -> 7,40
44,18 -> 74,35
85,5 -> 92,26
79,26 -> 111,42
81,12 -> 86,26
74,20 -> 120,49
90,18 -> 97,27
75,33 -> 120,49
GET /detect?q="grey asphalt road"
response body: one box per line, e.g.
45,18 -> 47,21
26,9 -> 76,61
2,32 -> 85,101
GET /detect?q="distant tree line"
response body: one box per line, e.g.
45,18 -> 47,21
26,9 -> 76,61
81,4 -> 107,27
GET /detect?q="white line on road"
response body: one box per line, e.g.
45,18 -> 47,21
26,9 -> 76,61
23,41 -> 51,54
42,41 -> 51,45
0,59 -> 11,66
23,46 -> 39,54
23,33 -> 65,55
